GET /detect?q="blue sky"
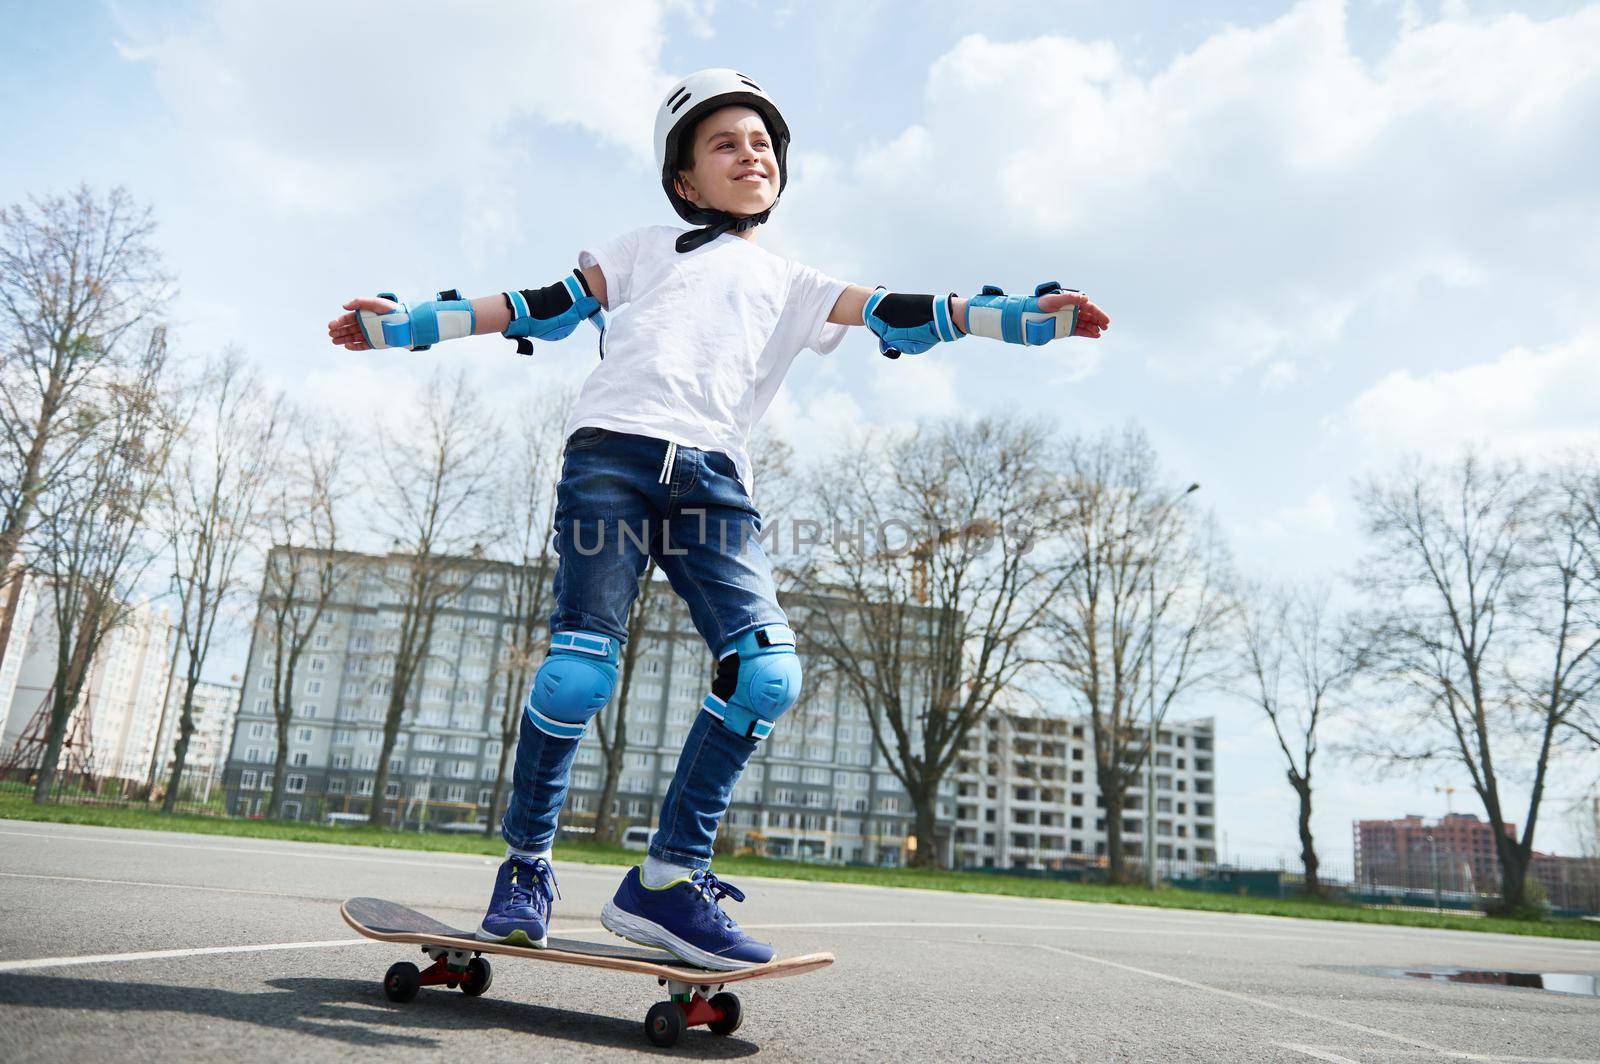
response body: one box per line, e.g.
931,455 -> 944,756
5,0 -> 1598,863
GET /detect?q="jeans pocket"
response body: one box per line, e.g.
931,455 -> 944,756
565,427 -> 607,451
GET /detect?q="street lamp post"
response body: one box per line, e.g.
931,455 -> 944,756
1146,482 -> 1200,892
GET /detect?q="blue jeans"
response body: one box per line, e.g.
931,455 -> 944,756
501,428 -> 788,870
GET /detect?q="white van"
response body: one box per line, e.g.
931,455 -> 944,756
621,826 -> 657,851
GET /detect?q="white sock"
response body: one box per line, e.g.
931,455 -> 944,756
507,844 -> 552,863
642,855 -> 696,888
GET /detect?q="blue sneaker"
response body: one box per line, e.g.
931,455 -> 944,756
600,866 -> 773,971
476,855 -> 560,948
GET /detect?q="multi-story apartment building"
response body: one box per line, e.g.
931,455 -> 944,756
0,570 -> 41,735
1354,812 -> 1512,895
952,711 -> 1218,873
222,547 -> 937,863
222,547 -> 1223,873
175,679 -> 242,779
1,588 -> 174,784
1354,811 -> 1600,911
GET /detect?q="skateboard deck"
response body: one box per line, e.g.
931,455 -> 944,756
341,896 -> 833,1047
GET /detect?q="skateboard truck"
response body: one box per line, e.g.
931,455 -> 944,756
646,978 -> 741,1047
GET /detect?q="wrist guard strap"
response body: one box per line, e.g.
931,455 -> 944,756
965,281 -> 1080,346
356,290 -> 475,351
501,270 -> 605,356
862,288 -> 961,359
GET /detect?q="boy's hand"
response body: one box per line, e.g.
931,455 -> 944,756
328,296 -> 399,351
957,282 -> 1111,346
1036,290 -> 1109,338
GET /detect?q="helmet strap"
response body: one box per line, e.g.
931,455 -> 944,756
674,207 -> 772,254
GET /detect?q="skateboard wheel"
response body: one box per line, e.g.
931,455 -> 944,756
383,961 -> 420,1003
708,991 -> 742,1036
460,957 -> 493,997
645,1001 -> 685,1048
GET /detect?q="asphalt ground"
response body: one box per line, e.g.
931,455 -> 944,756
0,819 -> 1596,1063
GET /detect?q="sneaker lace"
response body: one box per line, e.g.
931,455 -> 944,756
509,856 -> 561,909
691,871 -> 746,928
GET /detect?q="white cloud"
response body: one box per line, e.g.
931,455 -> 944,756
781,0 -> 1600,390
763,383 -> 868,464
869,356 -> 959,420
1343,330 -> 1600,458
113,0 -> 679,222
1240,486 -> 1341,540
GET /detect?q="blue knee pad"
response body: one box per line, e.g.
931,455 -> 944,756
701,624 -> 801,741
526,630 -> 619,739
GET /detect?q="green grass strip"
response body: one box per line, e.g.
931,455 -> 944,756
3,793 -> 1596,941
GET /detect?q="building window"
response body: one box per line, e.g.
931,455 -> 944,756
291,751 -> 308,767
328,778 -> 346,795
239,771 -> 258,789
286,775 -> 306,793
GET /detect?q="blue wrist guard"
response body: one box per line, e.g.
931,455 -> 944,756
501,270 -> 605,356
965,281 -> 1080,346
355,290 -> 476,351
862,288 -> 961,359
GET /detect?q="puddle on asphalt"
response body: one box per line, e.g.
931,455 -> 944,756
1395,968 -> 1599,997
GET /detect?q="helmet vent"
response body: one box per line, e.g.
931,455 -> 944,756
670,92 -> 693,114
666,85 -> 689,108
738,77 -> 761,90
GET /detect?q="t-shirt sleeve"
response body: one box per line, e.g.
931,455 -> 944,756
578,228 -> 644,308
788,261 -> 851,355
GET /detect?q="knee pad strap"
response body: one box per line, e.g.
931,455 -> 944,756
701,623 -> 801,741
526,629 -> 619,739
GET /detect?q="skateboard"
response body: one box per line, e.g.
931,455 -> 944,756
341,897 -> 834,1048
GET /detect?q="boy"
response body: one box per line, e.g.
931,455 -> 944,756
328,68 -> 1108,971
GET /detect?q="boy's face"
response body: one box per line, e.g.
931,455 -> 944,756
674,105 -> 779,219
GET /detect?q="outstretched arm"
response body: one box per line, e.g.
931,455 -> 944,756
327,265 -> 611,353
828,282 -> 1109,358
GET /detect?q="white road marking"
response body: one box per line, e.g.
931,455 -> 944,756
0,827 -> 500,872
1282,1048 -> 1600,1064
0,870 -> 346,901
1030,943 -> 1600,1064
1278,1045 -> 1363,1063
0,938 -> 383,974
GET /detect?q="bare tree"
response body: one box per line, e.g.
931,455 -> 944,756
257,411 -> 351,818
1041,427 -> 1232,884
366,371 -> 500,825
27,333 -> 178,801
486,391 -> 571,837
1355,452 -> 1600,913
154,351 -> 284,811
1558,457 -> 1600,751
0,186 -> 172,660
1238,583 -> 1363,897
794,414 -> 1072,868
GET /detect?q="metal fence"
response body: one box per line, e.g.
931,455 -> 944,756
0,764 -> 232,817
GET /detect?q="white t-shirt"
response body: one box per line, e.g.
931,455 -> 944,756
569,225 -> 850,492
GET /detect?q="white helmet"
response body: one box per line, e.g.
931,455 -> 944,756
653,68 -> 791,250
